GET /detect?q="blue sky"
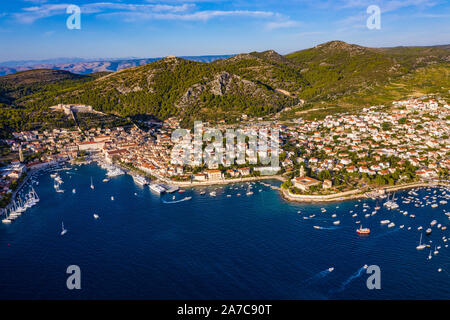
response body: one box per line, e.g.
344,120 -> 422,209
0,0 -> 449,62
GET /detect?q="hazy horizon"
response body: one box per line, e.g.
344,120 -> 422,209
2,40 -> 450,67
0,0 -> 449,62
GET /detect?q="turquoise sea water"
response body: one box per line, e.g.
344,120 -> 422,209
0,163 -> 449,299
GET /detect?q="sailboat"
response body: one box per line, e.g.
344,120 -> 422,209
357,225 -> 370,235
31,187 -> 39,202
61,222 -> 67,236
90,177 -> 94,190
2,209 -> 11,224
416,233 -> 426,250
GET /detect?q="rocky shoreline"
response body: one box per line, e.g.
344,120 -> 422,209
281,181 -> 450,203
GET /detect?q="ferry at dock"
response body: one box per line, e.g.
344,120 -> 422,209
132,175 -> 148,186
149,184 -> 166,195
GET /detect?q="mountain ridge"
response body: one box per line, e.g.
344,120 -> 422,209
0,55 -> 235,76
0,41 -> 448,134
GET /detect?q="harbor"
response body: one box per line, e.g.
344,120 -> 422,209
0,162 -> 449,299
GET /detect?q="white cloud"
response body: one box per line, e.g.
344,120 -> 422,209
335,0 -> 438,12
266,20 -> 301,30
15,4 -> 69,24
15,2 -> 276,24
98,9 -> 276,22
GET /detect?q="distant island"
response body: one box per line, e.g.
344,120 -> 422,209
0,55 -> 236,76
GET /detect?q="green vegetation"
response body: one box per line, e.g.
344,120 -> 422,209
1,41 -> 448,135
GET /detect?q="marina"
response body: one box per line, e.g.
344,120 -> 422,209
0,163 -> 449,299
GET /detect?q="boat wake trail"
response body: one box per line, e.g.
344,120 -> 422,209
304,268 -> 334,286
329,266 -> 366,294
161,197 -> 192,204
320,226 -> 342,230
373,227 -> 401,239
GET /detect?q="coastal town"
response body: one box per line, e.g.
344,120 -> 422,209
1,96 -> 449,209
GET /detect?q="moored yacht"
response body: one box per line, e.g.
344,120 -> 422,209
132,175 -> 148,186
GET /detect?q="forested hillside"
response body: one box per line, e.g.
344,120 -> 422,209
0,41 -> 448,136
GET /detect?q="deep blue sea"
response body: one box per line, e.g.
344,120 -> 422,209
0,163 -> 449,299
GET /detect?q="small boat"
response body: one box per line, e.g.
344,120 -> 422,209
426,228 -> 432,235
111,196 -> 114,201
331,214 -> 337,218
103,178 -> 109,183
90,177 -> 94,190
357,225 -> 370,235
388,222 -> 395,228
72,189 -> 76,194
209,191 -> 216,197
93,214 -> 99,219
430,220 -> 437,226
183,196 -> 192,201
61,222 -> 67,236
416,234 -> 426,250
179,190 -> 186,193
328,267 -> 334,272
380,220 -> 390,225
313,226 -> 323,230
333,220 -> 340,225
